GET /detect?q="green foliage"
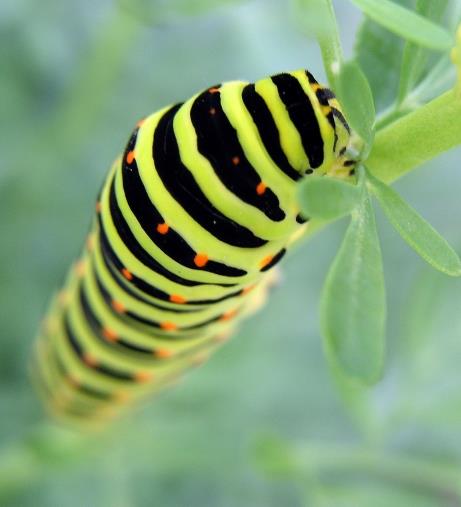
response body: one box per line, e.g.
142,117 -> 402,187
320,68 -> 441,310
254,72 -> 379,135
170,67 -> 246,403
367,170 -> 461,276
321,187 -> 386,384
367,90 -> 461,183
354,13 -> 405,112
2,0 -> 461,505
349,0 -> 453,50
295,0 -> 342,87
297,176 -> 361,220
335,60 -> 376,147
397,0 -> 450,104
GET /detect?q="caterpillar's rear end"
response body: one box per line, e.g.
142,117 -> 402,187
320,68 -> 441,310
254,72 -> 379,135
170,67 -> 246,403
32,70 -> 351,428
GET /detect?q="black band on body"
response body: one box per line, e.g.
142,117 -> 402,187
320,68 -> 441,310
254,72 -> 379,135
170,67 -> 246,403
190,90 -> 287,219
153,105 -> 268,247
271,73 -> 324,170
242,84 -> 301,181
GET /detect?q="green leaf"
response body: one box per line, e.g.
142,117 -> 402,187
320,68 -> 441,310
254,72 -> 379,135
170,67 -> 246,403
366,171 -> 461,276
297,176 -> 362,220
397,0 -> 450,104
367,90 -> 461,184
295,0 -> 343,88
321,190 -> 386,384
354,15 -> 405,112
349,0 -> 453,51
336,60 -> 376,146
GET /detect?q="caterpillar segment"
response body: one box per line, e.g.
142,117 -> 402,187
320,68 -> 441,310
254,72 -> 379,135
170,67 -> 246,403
33,69 -> 351,426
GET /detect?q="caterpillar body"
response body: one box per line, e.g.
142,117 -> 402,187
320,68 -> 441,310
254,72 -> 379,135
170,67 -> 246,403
33,69 -> 351,426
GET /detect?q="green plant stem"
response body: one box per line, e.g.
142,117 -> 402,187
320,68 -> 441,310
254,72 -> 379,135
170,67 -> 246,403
367,89 -> 461,183
297,0 -> 343,87
297,443 -> 461,501
316,0 -> 343,87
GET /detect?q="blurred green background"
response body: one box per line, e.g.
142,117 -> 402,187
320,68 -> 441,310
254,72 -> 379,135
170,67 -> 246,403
2,0 -> 461,505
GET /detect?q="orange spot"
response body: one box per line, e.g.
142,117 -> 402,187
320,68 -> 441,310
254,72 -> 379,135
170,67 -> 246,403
126,150 -> 135,164
155,348 -> 174,359
194,253 -> 209,268
256,182 -> 267,195
209,87 -> 220,94
209,107 -> 216,115
169,294 -> 187,304
111,300 -> 126,313
96,201 -> 102,213
135,371 -> 153,383
75,260 -> 86,277
83,353 -> 98,367
260,255 -> 273,269
220,309 -> 237,321
157,223 -> 169,234
242,284 -> 255,295
232,156 -> 240,166
121,268 -> 133,281
103,327 -> 118,342
136,118 -> 145,128
160,321 -> 177,331
311,83 -> 321,92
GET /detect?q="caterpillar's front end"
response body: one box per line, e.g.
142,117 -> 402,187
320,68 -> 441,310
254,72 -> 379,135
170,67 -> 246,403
32,69 -> 351,429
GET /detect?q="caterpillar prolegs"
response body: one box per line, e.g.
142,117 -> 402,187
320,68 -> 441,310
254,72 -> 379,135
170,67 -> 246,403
33,69 -> 351,426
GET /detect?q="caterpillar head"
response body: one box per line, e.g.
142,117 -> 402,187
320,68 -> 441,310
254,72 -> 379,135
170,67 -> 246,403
253,70 -> 353,178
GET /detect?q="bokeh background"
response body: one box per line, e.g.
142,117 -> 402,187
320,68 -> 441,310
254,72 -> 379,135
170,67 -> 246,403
2,0 -> 461,505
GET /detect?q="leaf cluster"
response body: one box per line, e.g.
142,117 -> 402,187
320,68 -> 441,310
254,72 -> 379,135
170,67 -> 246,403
297,0 -> 461,384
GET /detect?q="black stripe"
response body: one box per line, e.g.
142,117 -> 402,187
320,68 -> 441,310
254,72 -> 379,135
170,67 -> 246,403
109,176 -> 238,288
331,107 -> 351,134
260,248 -> 286,272
296,213 -> 309,224
190,90 -> 286,220
98,219 -> 171,303
305,70 -> 318,84
88,274 -> 227,335
153,104 -> 267,247
93,234 -> 198,314
315,87 -> 336,105
53,352 -> 112,401
78,283 -> 159,355
63,313 -> 135,382
242,84 -> 301,181
98,224 -> 243,306
121,140 -> 247,277
271,73 -> 324,169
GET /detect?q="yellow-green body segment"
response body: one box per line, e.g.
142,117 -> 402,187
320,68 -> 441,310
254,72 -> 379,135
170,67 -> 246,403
33,69 -> 351,427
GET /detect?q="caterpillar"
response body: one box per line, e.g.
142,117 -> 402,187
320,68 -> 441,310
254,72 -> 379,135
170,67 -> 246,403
33,69 -> 352,427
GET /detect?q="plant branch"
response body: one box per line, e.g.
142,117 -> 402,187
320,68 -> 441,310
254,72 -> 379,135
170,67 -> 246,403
367,89 -> 461,183
297,443 -> 461,501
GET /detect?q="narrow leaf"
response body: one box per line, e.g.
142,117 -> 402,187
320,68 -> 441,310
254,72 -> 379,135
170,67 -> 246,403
397,0 -> 449,104
349,0 -> 453,51
297,176 -> 361,220
295,0 -> 343,88
367,171 -> 461,276
367,90 -> 461,184
354,11 -> 405,112
321,191 -> 386,384
336,60 -> 376,146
